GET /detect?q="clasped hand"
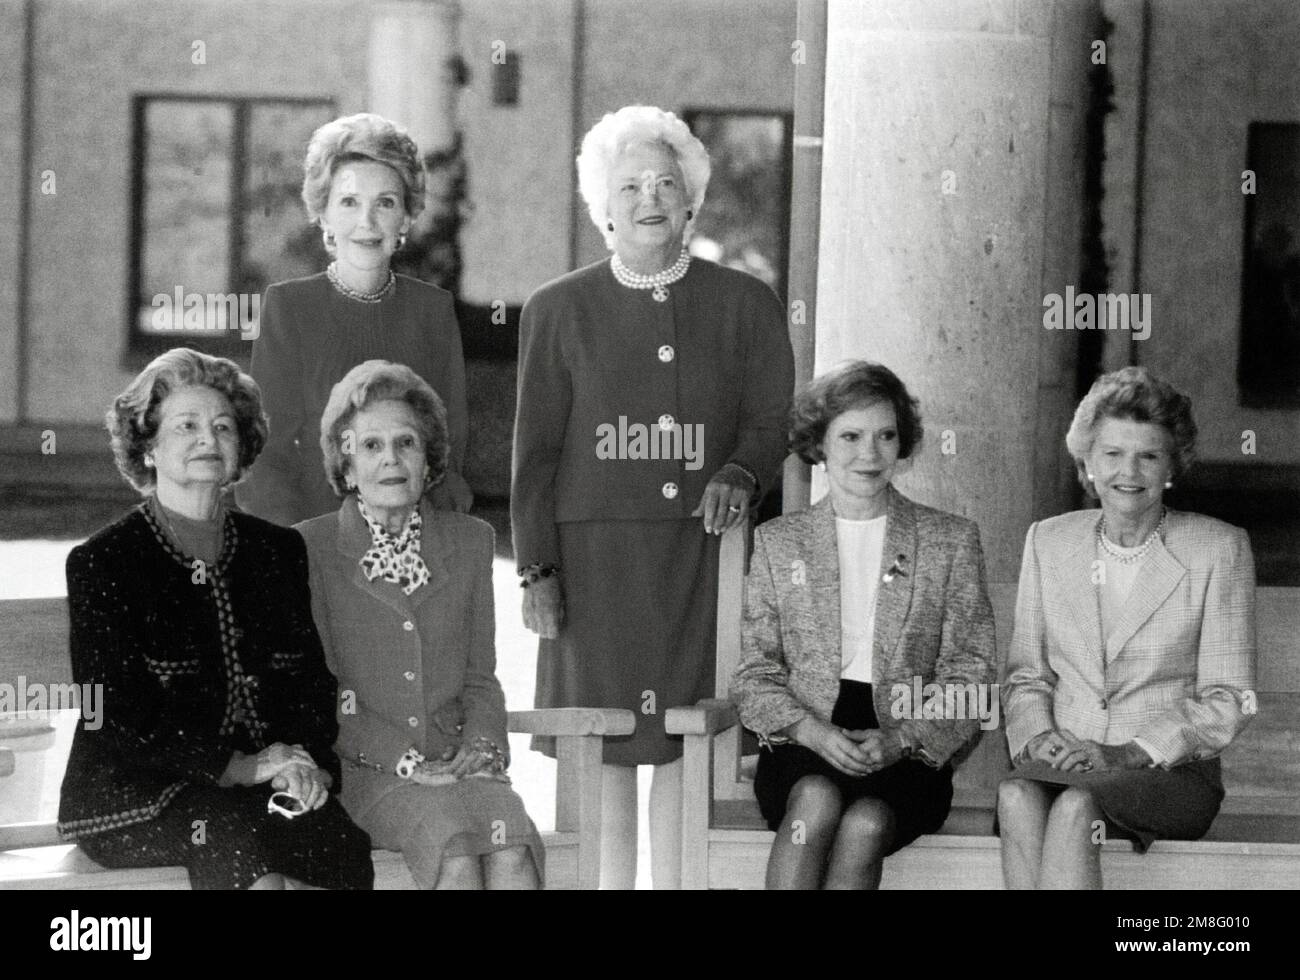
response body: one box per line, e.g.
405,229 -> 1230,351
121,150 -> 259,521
407,744 -> 503,785
792,716 -> 903,777
1027,729 -> 1144,772
222,742 -> 331,811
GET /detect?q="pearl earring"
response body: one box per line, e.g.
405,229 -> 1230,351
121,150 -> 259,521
1086,472 -> 1094,481
323,228 -> 336,249
144,453 -> 155,468
1164,480 -> 1173,490
397,233 -> 408,251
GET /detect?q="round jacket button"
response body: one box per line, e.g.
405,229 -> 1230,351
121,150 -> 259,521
1099,699 -> 1108,710
662,482 -> 679,499
404,671 -> 416,681
658,414 -> 675,431
408,716 -> 419,727
658,345 -> 674,363
403,621 -> 415,632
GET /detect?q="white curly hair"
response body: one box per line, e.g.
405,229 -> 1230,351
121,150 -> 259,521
576,105 -> 712,250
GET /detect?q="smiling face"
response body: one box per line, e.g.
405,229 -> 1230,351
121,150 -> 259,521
606,140 -> 690,262
1085,416 -> 1174,522
150,385 -> 240,494
319,159 -> 410,277
345,399 -> 427,518
821,401 -> 901,519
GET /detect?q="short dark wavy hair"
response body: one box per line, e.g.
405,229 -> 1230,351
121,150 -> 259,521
1066,365 -> 1197,497
319,360 -> 449,500
789,360 -> 923,465
301,113 -> 426,224
107,347 -> 268,493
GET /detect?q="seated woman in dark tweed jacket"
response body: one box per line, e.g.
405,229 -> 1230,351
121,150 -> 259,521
732,361 -> 998,889
57,347 -> 373,890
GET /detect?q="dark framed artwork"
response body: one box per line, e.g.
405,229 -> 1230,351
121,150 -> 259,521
1239,122 -> 1300,408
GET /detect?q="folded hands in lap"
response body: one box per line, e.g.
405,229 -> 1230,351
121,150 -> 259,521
791,716 -> 904,777
1026,729 -> 1148,773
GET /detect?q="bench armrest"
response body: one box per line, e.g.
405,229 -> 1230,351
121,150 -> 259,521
508,708 -> 636,738
664,698 -> 739,736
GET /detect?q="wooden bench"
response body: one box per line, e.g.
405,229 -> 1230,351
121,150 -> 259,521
0,596 -> 633,889
666,525 -> 1300,889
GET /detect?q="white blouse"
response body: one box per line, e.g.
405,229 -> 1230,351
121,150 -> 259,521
836,515 -> 887,682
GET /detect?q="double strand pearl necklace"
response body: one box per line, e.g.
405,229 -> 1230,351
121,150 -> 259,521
327,262 -> 396,303
1097,509 -> 1167,564
610,248 -> 691,302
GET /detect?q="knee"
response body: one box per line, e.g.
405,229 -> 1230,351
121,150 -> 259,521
785,776 -> 843,831
1053,787 -> 1100,825
485,846 -> 531,874
838,798 -> 895,847
997,778 -> 1041,823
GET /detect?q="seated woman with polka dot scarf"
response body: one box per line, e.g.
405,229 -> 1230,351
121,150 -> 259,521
296,360 -> 543,889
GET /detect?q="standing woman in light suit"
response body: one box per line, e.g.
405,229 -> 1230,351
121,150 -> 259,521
999,366 -> 1257,889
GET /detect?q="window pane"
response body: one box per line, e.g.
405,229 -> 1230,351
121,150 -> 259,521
138,101 -> 233,334
686,112 -> 791,296
243,102 -> 335,293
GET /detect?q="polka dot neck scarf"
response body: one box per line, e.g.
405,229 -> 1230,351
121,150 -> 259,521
356,499 -> 429,596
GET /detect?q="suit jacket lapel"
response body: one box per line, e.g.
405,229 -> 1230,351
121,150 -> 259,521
1048,515 -> 1106,669
874,485 -> 917,667
406,502 -> 449,613
1104,535 -> 1186,663
805,498 -> 844,678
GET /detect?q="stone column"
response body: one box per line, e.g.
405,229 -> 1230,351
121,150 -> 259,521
369,0 -> 465,291
813,0 -> 1101,581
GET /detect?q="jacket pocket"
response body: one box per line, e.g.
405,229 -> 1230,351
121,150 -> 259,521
141,653 -> 201,685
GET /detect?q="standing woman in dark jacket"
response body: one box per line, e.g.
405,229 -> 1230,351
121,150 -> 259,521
512,105 -> 795,888
237,112 -> 472,526
58,347 -> 373,890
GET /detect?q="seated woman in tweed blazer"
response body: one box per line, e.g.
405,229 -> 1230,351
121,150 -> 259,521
999,367 -> 1257,889
59,348 -> 373,890
732,362 -> 998,889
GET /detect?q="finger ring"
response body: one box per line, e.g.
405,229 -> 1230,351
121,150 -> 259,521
727,505 -> 741,513
1048,745 -> 1061,756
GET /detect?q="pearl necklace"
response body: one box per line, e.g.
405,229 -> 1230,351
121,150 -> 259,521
610,248 -> 691,302
327,262 -> 396,303
1097,509 -> 1167,564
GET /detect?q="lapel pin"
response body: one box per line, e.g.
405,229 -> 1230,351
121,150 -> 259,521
882,554 -> 908,584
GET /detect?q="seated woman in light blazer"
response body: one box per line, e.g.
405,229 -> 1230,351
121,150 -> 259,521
295,360 -> 543,889
999,366 -> 1257,889
732,361 -> 998,890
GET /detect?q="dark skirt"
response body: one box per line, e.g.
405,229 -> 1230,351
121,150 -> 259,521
1000,757 -> 1225,852
76,785 -> 374,890
754,680 -> 955,855
534,519 -> 721,766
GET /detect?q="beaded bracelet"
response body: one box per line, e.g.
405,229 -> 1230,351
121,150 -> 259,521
518,561 -> 560,588
722,460 -> 759,495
